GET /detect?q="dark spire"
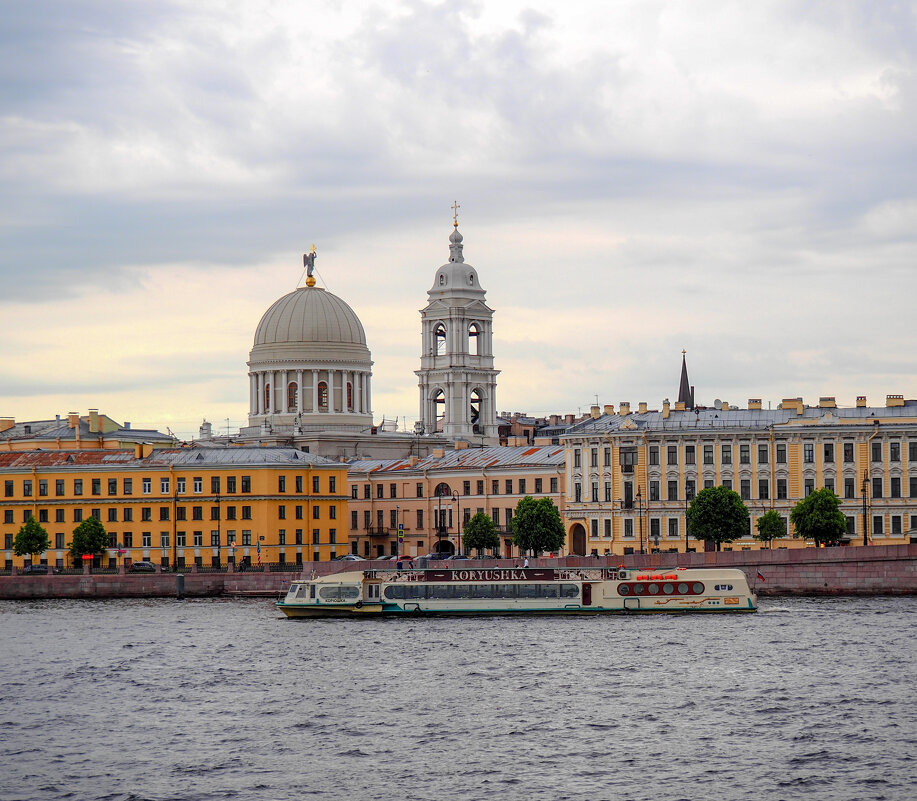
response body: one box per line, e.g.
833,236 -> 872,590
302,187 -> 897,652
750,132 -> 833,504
677,350 -> 694,410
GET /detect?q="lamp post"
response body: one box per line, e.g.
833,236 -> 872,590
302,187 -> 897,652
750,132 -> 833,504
395,505 -> 400,559
636,486 -> 644,554
452,490 -> 461,556
861,470 -> 869,547
684,494 -> 690,554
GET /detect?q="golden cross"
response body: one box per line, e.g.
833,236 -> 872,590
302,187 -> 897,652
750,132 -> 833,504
452,200 -> 460,227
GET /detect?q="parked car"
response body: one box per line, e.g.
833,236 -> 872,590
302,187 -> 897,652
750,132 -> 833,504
334,554 -> 366,561
128,561 -> 157,573
21,564 -> 60,575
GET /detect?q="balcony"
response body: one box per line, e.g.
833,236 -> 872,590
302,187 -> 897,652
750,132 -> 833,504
364,526 -> 393,537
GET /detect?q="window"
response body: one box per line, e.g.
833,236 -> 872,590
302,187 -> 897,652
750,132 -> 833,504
4,480 -> 12,497
227,476 -> 237,493
685,445 -> 695,466
739,445 -> 750,464
872,515 -> 883,535
890,442 -> 900,462
38,509 -> 48,523
668,518 -> 679,538
574,483 -> 581,503
891,515 -> 902,535
910,477 -> 917,498
296,475 -> 303,493
758,480 -> 769,500
329,505 -> 337,520
844,477 -> 855,499
574,449 -> 581,469
776,443 -> 787,464
550,478 -> 558,493
650,518 -> 660,541
295,505 -> 303,520
225,506 -> 236,520
758,444 -> 769,464
106,508 -> 117,522
142,478 -> 151,494
590,449 -> 598,468
685,480 -> 695,501
312,505 -> 320,519
649,446 -> 659,466
649,481 -> 660,502
312,529 -> 320,545
176,506 -> 186,521
3,510 -> 12,524
703,445 -> 714,465
841,442 -> 854,463
176,532 -> 186,547
823,443 -> 834,464
156,478 -> 167,494
474,480 -> 483,495
192,506 -> 203,521
23,480 -> 32,497
376,485 -> 383,499
277,475 -> 286,493
721,445 -> 732,465
910,442 -> 917,462
740,480 -> 750,501
210,532 -> 220,546
519,479 -> 526,494
804,478 -> 814,496
492,480 -> 499,495
416,509 -> 424,529
295,529 -> 303,545
667,446 -> 678,465
704,479 -> 714,489
667,480 -> 678,501
891,477 -> 901,498
37,480 -> 48,497
871,442 -> 882,462
318,381 -> 328,411
623,519 -> 632,538
123,509 -> 133,522
241,476 -> 251,493
872,477 -> 883,499
803,444 -> 814,463
176,478 -> 185,494
141,508 -> 152,522
506,480 -> 513,495
604,447 -> 611,466
56,479 -> 65,497
193,477 -> 202,493
604,481 -> 611,502
591,482 -> 598,503
56,532 -> 66,548
142,532 -> 151,547
242,531 -> 252,546
288,381 -> 298,412
462,480 -> 470,496
534,478 -> 542,494
211,506 -> 221,520
242,506 -> 252,520
56,509 -> 65,523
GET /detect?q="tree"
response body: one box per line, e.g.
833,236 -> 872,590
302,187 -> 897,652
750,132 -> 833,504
13,517 -> 51,565
462,512 -> 499,556
511,496 -> 566,556
790,488 -> 846,546
685,486 -> 749,551
755,510 -> 786,548
69,517 -> 110,563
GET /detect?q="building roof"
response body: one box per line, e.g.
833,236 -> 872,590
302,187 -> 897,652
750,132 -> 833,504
0,447 -> 336,470
0,416 -> 173,444
564,399 -> 917,437
254,285 -> 367,347
348,445 -> 565,475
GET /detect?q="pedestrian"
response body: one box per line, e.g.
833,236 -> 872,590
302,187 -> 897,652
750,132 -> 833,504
523,557 -> 529,568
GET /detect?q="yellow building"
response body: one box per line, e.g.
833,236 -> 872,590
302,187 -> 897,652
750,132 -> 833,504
348,445 -> 565,559
563,394 -> 917,556
0,446 -> 348,569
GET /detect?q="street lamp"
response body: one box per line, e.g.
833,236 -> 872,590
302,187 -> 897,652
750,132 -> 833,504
861,470 -> 869,547
395,505 -> 400,559
636,486 -> 644,554
452,490 -> 461,556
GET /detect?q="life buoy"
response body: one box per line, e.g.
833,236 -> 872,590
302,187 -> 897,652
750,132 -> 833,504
355,600 -> 363,608
618,570 -> 627,580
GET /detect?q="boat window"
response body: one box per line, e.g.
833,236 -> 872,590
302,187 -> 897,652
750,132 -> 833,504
383,582 -> 579,601
295,584 -> 309,598
662,583 -> 675,594
288,584 -> 300,597
714,584 -> 734,591
647,583 -> 660,595
693,583 -> 704,593
319,585 -> 361,601
310,584 -> 316,599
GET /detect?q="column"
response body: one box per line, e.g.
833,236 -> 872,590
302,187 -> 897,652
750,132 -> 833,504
312,370 -> 319,412
297,370 -> 303,413
281,370 -> 288,412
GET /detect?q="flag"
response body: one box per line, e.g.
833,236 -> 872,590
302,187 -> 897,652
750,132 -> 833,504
757,571 -> 766,582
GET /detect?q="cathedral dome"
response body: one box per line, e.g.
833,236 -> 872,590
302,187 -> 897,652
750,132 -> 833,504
254,286 -> 366,347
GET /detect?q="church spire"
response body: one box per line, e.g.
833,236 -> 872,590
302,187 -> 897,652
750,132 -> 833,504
449,201 -> 464,263
678,350 -> 695,410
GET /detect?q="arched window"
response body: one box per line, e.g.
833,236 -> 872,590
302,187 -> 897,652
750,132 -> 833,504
434,482 -> 452,497
468,323 -> 480,356
346,382 -> 353,411
435,324 -> 446,356
318,381 -> 328,411
287,382 -> 298,412
439,274 -> 446,286
264,383 -> 271,412
432,389 -> 445,432
470,389 -> 483,433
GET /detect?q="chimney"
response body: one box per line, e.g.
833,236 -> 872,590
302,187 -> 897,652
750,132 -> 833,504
603,404 -> 614,416
408,456 -> 420,467
68,412 -> 80,428
619,402 -> 631,415
856,396 -> 867,408
748,399 -> 762,410
674,401 -> 686,412
886,394 -> 905,407
564,414 -> 574,424
818,397 -> 837,408
590,405 -> 601,419
455,440 -> 468,450
638,402 -> 648,414
0,418 -> 13,433
432,448 -> 445,458
123,421 -> 131,430
199,420 -> 213,440
133,443 -> 143,458
549,415 -> 559,425
662,399 -> 670,419
88,409 -> 99,433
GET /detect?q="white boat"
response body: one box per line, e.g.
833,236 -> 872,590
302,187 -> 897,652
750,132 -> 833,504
276,566 -> 757,617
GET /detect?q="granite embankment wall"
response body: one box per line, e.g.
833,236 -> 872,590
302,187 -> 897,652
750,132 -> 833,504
0,543 -> 914,599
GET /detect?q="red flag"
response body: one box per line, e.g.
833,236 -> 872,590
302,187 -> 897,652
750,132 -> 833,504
757,571 -> 766,582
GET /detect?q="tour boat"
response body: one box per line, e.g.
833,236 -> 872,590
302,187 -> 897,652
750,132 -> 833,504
276,566 -> 757,617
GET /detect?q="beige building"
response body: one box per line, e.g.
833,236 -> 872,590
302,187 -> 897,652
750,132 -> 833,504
562,392 -> 917,556
347,445 -> 565,559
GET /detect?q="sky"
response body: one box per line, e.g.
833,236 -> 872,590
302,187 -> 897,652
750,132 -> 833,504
1,0 -> 915,440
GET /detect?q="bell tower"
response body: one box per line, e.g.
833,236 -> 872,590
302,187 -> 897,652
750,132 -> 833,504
416,214 -> 499,440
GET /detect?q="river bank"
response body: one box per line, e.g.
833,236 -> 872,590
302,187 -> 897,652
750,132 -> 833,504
1,543 -> 914,599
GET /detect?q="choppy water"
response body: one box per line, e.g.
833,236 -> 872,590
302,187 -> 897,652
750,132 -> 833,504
0,596 -> 915,801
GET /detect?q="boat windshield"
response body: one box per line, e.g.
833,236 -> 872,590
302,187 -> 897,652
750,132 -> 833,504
318,585 -> 361,601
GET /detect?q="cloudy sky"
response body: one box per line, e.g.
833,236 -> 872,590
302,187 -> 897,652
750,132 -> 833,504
1,0 -> 915,439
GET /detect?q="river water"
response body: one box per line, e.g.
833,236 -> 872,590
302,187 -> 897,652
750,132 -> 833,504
0,596 -> 914,801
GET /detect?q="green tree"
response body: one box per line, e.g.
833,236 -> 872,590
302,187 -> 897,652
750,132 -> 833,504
685,486 -> 749,551
755,509 -> 786,548
462,512 -> 500,556
790,488 -> 846,546
69,517 -> 110,564
13,517 -> 51,565
511,496 -> 566,556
